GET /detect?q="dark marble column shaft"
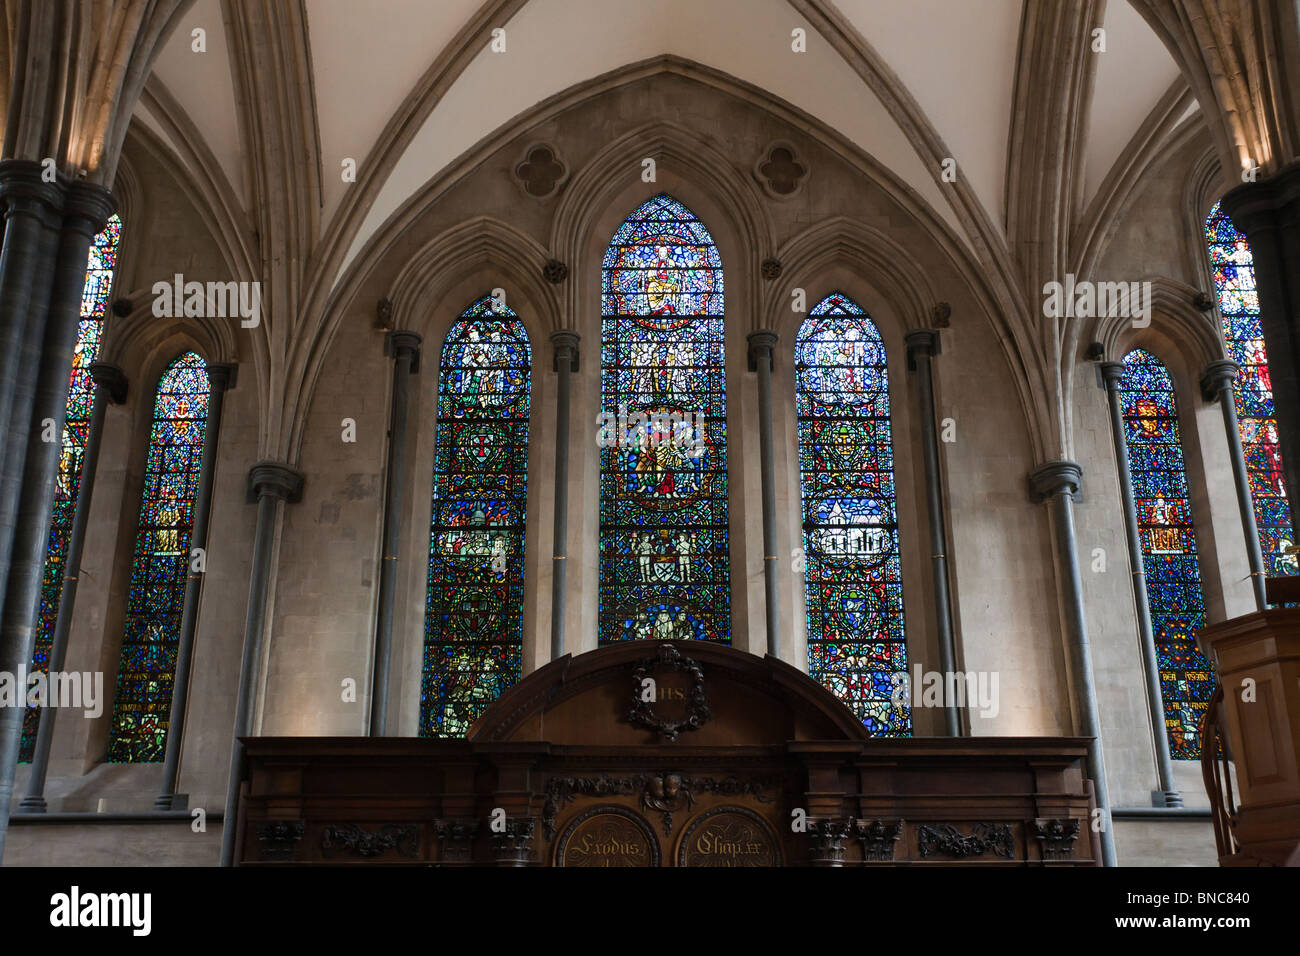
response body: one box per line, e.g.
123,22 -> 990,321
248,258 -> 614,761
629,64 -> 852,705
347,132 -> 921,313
550,331 -> 579,662
747,330 -> 781,659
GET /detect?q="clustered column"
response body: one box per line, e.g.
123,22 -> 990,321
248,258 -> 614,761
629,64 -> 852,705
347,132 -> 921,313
1200,360 -> 1268,612
905,329 -> 960,736
549,330 -> 579,662
20,363 -> 127,813
1100,362 -> 1183,808
1029,461 -> 1117,867
370,332 -> 421,735
155,363 -> 238,810
221,462 -> 305,867
0,160 -> 115,862
747,330 -> 781,660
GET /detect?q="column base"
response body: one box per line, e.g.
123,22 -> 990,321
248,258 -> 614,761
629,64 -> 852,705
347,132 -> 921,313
153,793 -> 189,811
17,795 -> 47,812
1152,789 -> 1184,809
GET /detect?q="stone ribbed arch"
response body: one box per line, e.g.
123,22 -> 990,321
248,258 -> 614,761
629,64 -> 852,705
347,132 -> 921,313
100,291 -> 241,377
770,216 -> 1048,464
1131,0 -> 1300,176
1095,276 -> 1228,369
548,119 -> 775,334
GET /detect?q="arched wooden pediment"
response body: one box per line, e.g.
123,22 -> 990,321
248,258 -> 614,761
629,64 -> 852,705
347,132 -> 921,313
468,641 -> 871,746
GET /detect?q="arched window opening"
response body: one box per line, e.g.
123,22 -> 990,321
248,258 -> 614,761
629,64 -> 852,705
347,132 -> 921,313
1205,202 -> 1296,578
420,295 -> 530,737
795,293 -> 909,735
22,214 -> 123,762
599,194 -> 729,645
108,351 -> 209,762
1118,348 -> 1214,759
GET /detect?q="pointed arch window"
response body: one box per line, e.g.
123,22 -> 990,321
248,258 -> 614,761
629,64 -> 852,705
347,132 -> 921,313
108,351 -> 209,762
1205,202 -> 1296,577
21,214 -> 123,762
795,293 -> 909,735
599,194 -> 729,645
420,296 -> 530,737
1117,348 -> 1214,759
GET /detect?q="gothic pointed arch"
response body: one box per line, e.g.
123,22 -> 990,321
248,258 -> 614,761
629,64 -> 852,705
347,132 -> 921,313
599,193 -> 729,646
795,292 -> 909,735
421,294 -> 531,737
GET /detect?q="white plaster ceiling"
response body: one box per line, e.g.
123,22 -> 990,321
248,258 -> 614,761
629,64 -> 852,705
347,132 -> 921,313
147,0 -> 245,203
132,0 -> 1195,291
1083,0 -> 1184,206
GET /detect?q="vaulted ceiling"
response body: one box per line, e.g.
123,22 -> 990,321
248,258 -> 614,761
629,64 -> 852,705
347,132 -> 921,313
136,0 -> 1194,293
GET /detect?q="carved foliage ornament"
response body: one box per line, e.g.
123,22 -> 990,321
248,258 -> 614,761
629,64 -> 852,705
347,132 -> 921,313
916,822 -> 1015,859
256,820 -> 304,860
321,822 -> 419,859
1033,818 -> 1080,860
627,642 -> 711,741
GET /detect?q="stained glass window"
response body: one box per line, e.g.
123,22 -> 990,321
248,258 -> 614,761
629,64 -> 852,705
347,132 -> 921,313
421,296 -> 530,737
1205,201 -> 1297,579
107,351 -> 209,762
599,194 -> 729,645
1118,348 -> 1214,759
795,294 -> 909,735
21,214 -> 122,762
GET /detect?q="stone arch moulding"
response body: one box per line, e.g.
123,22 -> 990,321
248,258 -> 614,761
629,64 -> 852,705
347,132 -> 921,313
1094,275 -> 1227,371
548,119 -> 777,335
100,290 -> 241,378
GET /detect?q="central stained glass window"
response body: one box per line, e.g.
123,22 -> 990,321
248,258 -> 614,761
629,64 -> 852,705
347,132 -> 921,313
796,293 -> 909,735
421,295 -> 530,737
1205,201 -> 1296,580
600,194 -> 729,644
21,214 -> 122,762
108,351 -> 209,762
1118,348 -> 1214,759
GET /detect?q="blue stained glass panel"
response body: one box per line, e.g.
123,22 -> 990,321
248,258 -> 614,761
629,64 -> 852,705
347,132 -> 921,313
796,293 -> 910,735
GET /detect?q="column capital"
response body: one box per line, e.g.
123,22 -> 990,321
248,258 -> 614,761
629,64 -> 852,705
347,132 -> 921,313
246,461 -> 305,504
88,362 -> 128,404
1029,460 -> 1082,503
0,159 -> 66,226
1098,360 -> 1125,389
550,329 -> 580,372
1219,160 -> 1300,234
384,330 -> 422,373
746,329 -> 779,371
1199,359 -> 1241,402
61,180 -> 117,236
904,328 -> 941,370
208,362 -> 238,393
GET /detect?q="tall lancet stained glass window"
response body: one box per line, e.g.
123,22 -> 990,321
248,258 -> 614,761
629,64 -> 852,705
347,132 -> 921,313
421,296 -> 530,737
1118,348 -> 1214,759
21,214 -> 122,762
108,351 -> 209,762
599,194 -> 729,645
796,294 -> 909,735
1205,201 -> 1296,578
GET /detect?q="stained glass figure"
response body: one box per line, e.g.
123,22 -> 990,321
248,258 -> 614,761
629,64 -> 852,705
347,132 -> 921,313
21,214 -> 122,762
599,194 -> 729,645
421,295 -> 530,737
108,351 -> 209,762
1205,202 -> 1297,579
796,293 -> 909,735
1118,348 -> 1213,759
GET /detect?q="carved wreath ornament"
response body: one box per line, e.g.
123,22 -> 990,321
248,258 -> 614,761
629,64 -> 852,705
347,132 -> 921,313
627,643 -> 711,741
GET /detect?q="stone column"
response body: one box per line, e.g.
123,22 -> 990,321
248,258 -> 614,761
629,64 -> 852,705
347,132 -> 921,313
0,179 -> 114,863
20,363 -> 127,813
1100,362 -> 1182,808
0,162 -> 64,614
905,329 -> 960,736
220,462 -> 304,867
155,363 -> 237,810
747,330 -> 781,659
1029,461 -> 1116,867
549,331 -> 579,662
1200,360 -> 1268,612
370,332 -> 420,735
1219,164 -> 1300,514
